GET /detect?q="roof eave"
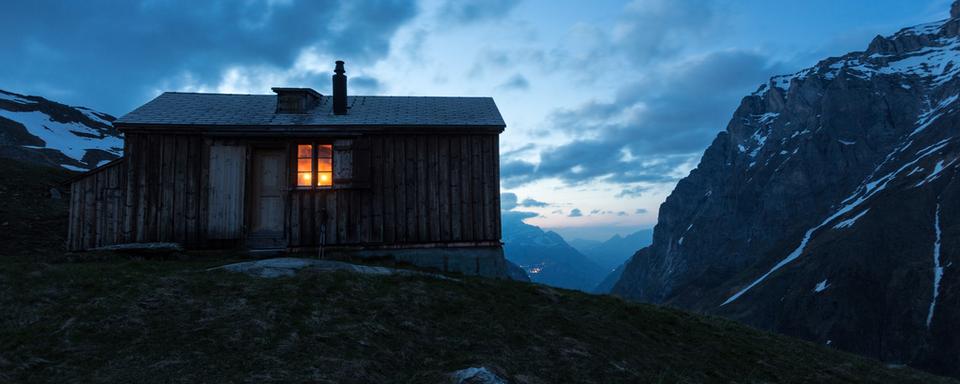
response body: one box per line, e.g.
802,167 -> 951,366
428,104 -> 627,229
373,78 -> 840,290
114,122 -> 506,135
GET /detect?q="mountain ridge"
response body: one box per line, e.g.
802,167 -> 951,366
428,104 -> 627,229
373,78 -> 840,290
0,89 -> 122,171
613,3 -> 960,377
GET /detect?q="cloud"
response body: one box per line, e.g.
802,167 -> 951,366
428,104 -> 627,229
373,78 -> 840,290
500,192 -> 518,211
502,210 -> 539,221
568,208 -> 583,217
498,74 -> 530,90
635,208 -> 648,214
0,0 -> 418,113
508,49 -> 789,188
617,211 -> 628,216
502,143 -> 536,158
534,0 -> 724,76
613,0 -> 723,65
616,185 -> 651,198
437,0 -> 520,25
519,197 -> 548,207
500,160 -> 538,188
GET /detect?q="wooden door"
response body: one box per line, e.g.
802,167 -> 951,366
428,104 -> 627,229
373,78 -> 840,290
247,149 -> 286,248
208,145 -> 245,239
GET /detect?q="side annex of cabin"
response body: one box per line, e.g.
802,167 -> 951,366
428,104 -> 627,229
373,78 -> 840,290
67,62 -> 507,276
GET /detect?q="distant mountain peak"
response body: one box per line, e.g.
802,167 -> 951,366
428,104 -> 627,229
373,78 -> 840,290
0,89 -> 122,171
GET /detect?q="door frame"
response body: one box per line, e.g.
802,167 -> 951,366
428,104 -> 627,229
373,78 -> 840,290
244,144 -> 288,249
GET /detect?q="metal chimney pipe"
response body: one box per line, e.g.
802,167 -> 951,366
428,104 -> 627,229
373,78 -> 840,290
332,60 -> 347,115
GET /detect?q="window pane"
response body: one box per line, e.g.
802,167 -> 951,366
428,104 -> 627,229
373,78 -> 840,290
297,158 -> 312,172
317,144 -> 332,158
297,172 -> 312,187
297,144 -> 313,158
318,157 -> 332,172
317,172 -> 332,186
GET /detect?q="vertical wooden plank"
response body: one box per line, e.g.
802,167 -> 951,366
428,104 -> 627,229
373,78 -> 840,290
481,135 -> 493,241
395,136 -> 407,243
83,176 -> 96,249
308,186 -> 317,247
460,136 -> 474,241
185,137 -> 198,245
325,190 -> 336,245
312,192 -> 323,247
416,136 -> 428,242
113,166 -> 123,246
352,190 -> 362,243
142,134 -> 156,242
123,138 -> 137,243
383,136 -> 396,243
450,136 -> 462,241
438,136 -> 451,241
135,136 -> 148,242
371,136 -> 383,243
406,136 -> 418,242
93,171 -> 103,247
159,136 -> 174,240
428,135 -> 440,242
173,136 -> 187,243
337,190 -> 348,243
102,168 -> 112,246
290,192 -> 301,246
472,135 -> 483,241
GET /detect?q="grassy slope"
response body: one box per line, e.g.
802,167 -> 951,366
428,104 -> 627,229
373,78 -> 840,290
2,259 -> 956,384
0,158 -> 954,383
0,158 -> 73,257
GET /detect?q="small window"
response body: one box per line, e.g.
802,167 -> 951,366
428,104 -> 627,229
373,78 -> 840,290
296,143 -> 333,188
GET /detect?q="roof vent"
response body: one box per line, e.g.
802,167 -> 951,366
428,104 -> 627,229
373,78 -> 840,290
272,87 -> 321,114
333,60 -> 348,115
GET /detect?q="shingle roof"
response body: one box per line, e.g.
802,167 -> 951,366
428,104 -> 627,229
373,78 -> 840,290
114,92 -> 506,128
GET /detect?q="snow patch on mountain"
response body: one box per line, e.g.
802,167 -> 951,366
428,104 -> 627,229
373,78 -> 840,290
0,109 -> 122,162
723,114 -> 955,306
833,209 -> 870,230
926,203 -> 944,328
814,279 -> 830,293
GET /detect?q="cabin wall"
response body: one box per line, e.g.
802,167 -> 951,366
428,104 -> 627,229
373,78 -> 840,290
67,133 -> 209,251
67,159 -> 127,251
68,131 -> 503,252
287,134 -> 501,247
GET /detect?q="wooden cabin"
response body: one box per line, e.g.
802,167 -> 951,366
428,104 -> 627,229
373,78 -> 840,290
67,61 -> 507,277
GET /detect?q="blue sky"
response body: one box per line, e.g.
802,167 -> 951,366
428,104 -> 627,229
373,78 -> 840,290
2,0 -> 952,240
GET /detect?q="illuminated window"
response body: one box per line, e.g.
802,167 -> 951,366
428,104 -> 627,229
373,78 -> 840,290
317,144 -> 332,186
296,143 -> 333,188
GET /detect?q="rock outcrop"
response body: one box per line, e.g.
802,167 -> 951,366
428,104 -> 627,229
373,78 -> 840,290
613,3 -> 960,377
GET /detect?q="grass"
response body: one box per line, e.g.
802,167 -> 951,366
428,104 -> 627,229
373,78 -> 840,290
1,257 -> 956,384
0,158 -> 955,383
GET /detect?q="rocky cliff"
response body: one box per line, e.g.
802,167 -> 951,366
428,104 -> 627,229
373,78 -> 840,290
0,89 -> 121,170
613,4 -> 960,377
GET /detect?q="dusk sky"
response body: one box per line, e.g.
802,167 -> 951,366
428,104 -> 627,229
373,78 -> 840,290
2,0 -> 951,240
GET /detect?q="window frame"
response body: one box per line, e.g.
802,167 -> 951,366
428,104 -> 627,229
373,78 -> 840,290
295,141 -> 334,190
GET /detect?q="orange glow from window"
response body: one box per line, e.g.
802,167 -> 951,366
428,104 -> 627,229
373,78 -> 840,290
296,143 -> 333,188
318,172 -> 332,186
297,144 -> 313,158
318,157 -> 332,172
297,172 -> 312,186
297,144 -> 313,187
